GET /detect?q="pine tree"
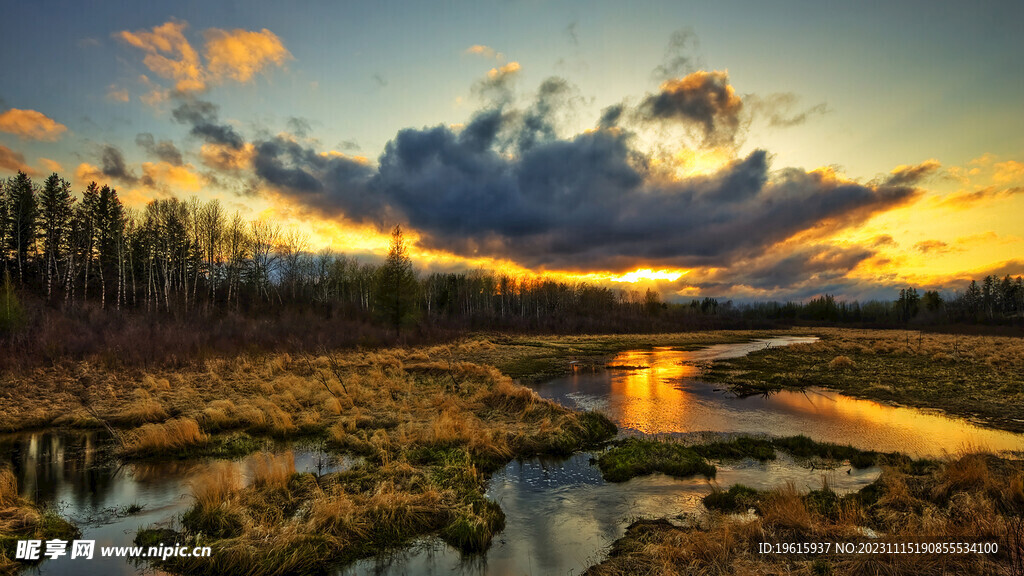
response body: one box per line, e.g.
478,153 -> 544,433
38,173 -> 75,299
6,172 -> 38,284
374,225 -> 419,334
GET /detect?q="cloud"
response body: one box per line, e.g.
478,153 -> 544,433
106,85 -> 131,102
252,136 -> 375,209
116,20 -> 289,95
939,186 -> 1024,209
747,92 -> 829,128
39,158 -> 62,173
97,144 -> 138,184
0,145 -> 36,175
74,163 -> 103,184
140,161 -> 206,192
0,109 -> 68,141
886,159 -> 941,186
171,98 -> 244,148
135,133 -> 183,165
914,239 -> 957,254
994,160 -> 1024,184
203,28 -> 290,83
252,99 -> 919,273
687,244 -> 877,294
516,77 -> 573,151
564,23 -> 579,46
871,234 -> 897,247
200,142 -> 255,171
652,28 -> 700,81
465,44 -> 502,60
638,71 -> 744,147
115,20 -> 205,92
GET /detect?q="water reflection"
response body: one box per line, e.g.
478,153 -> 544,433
0,431 -> 354,576
345,452 -> 880,576
545,337 -> 1024,457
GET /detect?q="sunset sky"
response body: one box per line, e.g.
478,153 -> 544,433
1,1 -> 1022,301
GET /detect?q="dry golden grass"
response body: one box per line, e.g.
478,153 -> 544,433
122,417 -> 209,456
117,388 -> 168,424
0,467 -> 18,508
190,462 -> 242,512
129,342 -> 614,575
828,355 -> 855,370
0,466 -> 78,573
248,452 -> 295,490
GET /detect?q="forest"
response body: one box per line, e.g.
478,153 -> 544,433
0,170 -> 1022,368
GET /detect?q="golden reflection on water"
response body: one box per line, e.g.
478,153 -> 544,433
580,345 -> 1024,457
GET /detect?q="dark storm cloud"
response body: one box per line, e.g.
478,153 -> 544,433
251,135 -> 378,216
200,66 -> 923,278
135,133 -> 183,165
638,70 -> 744,147
727,245 -> 875,291
516,77 -> 571,151
251,97 -> 918,272
597,104 -> 624,129
99,144 -> 137,183
171,98 -> 245,149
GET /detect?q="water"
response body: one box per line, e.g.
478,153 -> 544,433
1,431 -> 356,576
344,452 -> 879,576
542,337 -> 1024,457
6,336 -> 1024,575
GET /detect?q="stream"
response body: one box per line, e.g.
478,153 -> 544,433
5,336 -> 1023,575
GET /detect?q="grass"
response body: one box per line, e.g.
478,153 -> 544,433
0,467 -> 79,573
598,438 -> 717,482
121,417 -> 209,457
123,345 -> 618,576
599,435 -> 879,484
703,484 -> 759,513
586,451 -> 1024,576
704,327 -> 1024,432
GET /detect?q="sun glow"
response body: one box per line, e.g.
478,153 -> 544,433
610,268 -> 687,283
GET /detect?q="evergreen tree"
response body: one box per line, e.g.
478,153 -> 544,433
6,171 -> 38,284
374,225 -> 419,334
38,173 -> 75,299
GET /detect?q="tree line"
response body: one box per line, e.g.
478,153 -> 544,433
1,170 -> 1022,341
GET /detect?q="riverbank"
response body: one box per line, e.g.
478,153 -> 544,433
585,450 -> 1024,576
704,327 -> 1024,433
2,329 -> 1022,575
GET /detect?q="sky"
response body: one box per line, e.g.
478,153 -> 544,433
1,0 -> 1022,301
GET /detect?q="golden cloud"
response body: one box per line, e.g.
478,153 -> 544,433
465,44 -> 505,61
39,158 -> 63,173
487,61 -> 521,79
204,28 -> 290,83
116,20 -> 206,92
141,161 -> 206,192
200,142 -> 256,171
0,145 -> 36,175
74,162 -> 104,184
938,186 -> 1024,209
994,160 -> 1024,184
117,20 -> 290,95
0,109 -> 68,141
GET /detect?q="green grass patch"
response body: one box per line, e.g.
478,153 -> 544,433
703,484 -> 760,513
598,438 -> 716,482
